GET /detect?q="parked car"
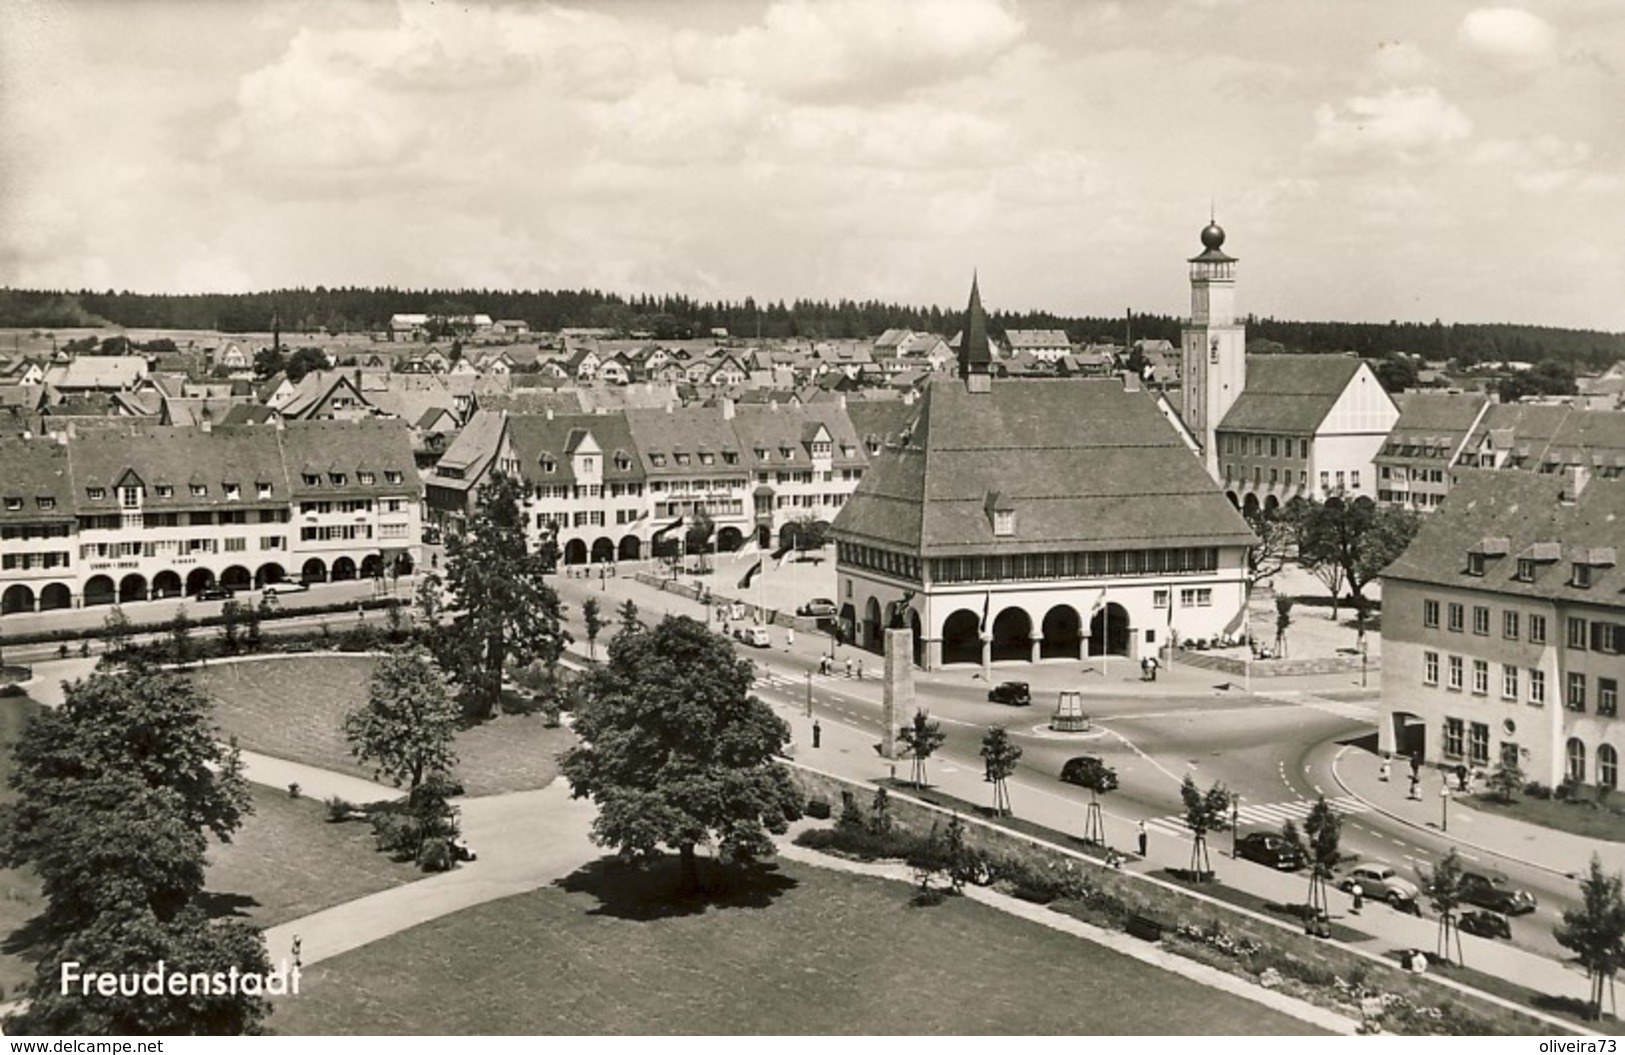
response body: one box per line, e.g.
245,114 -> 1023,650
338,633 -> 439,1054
1059,756 -> 1118,791
262,581 -> 309,596
1456,909 -> 1512,940
194,585 -> 234,601
1459,871 -> 1537,915
736,625 -> 772,648
1235,831 -> 1306,871
1339,863 -> 1420,904
987,681 -> 1032,707
796,598 -> 838,618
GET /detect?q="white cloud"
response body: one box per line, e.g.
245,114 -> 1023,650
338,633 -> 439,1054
1312,86 -> 1472,160
671,0 -> 1025,103
1370,39 -> 1431,83
1458,7 -> 1558,72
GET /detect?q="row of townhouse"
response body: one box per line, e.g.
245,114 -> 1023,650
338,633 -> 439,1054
0,419 -> 422,615
1374,394 -> 1625,514
1381,468 -> 1625,790
424,400 -> 872,566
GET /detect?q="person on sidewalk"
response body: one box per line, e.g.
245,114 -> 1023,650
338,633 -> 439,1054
856,658 -> 864,680
1137,820 -> 1148,858
1379,755 -> 1391,783
1140,657 -> 1152,681
1148,655 -> 1159,681
785,627 -> 795,650
844,656 -> 853,679
1350,883 -> 1363,915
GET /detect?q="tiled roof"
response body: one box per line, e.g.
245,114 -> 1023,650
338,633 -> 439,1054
624,407 -> 744,476
505,413 -> 642,487
1383,469 -> 1625,601
1218,355 -> 1364,434
834,376 -> 1255,556
730,404 -> 865,467
0,436 -> 75,523
1005,329 -> 1071,349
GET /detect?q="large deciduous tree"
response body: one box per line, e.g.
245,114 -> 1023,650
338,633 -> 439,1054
1296,498 -> 1420,616
1554,854 -> 1625,1021
0,668 -> 265,1034
560,615 -> 800,894
1243,503 -> 1298,596
344,649 -> 460,793
443,472 -> 570,720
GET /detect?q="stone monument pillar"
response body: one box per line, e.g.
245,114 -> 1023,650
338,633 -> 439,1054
881,626 -> 913,760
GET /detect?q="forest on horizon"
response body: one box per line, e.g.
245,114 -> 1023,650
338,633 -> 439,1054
1,285 -> 1620,369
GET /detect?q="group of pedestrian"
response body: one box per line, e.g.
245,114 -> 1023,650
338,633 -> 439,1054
1139,655 -> 1160,681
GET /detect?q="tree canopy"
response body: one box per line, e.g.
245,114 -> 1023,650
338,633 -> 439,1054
560,615 -> 799,893
1553,854 -> 1625,1021
442,471 -> 569,719
1296,497 -> 1421,609
345,648 -> 460,792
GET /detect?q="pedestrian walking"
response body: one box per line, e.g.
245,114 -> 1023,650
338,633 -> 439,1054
1350,883 -> 1364,915
786,628 -> 795,650
1379,756 -> 1392,783
1136,820 -> 1148,858
856,658 -> 863,680
1148,656 -> 1159,681
812,720 -> 822,749
1408,773 -> 1421,800
844,656 -> 853,679
1140,657 -> 1152,681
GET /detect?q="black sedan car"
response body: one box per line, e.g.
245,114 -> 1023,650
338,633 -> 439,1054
1457,910 -> 1512,940
1459,871 -> 1538,915
1235,831 -> 1306,871
987,681 -> 1032,707
195,585 -> 234,601
1060,755 -> 1118,791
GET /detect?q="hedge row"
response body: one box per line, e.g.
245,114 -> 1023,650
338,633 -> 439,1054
0,597 -> 403,647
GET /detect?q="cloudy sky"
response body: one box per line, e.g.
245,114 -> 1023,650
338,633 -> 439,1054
1,0 -> 1620,329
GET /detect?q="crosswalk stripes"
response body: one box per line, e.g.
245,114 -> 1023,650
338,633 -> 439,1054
754,670 -> 845,691
1139,795 -> 1369,840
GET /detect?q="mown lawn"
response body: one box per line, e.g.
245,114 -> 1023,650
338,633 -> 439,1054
203,785 -> 423,928
1465,791 -> 1625,842
191,656 -> 576,797
271,857 -> 1320,1036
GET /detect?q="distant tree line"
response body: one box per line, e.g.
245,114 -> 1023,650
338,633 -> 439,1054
0,287 -> 1618,368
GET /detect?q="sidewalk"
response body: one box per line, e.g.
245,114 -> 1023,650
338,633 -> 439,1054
776,697 -> 1600,1030
1333,744 -> 1625,879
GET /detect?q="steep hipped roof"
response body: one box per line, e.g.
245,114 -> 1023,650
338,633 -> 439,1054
1218,355 -> 1363,434
505,413 -> 641,487
1383,469 -> 1625,600
0,436 -> 75,523
833,376 -> 1255,556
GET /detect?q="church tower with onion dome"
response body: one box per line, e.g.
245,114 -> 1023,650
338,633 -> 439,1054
1180,219 -> 1247,478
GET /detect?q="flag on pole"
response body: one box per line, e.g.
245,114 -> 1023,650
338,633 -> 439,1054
1088,586 -> 1108,616
738,559 -> 764,590
772,535 -> 797,568
978,590 -> 992,634
651,515 -> 685,543
1221,602 -> 1248,640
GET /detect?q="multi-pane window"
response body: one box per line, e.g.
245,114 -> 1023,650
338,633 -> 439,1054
1502,665 -> 1519,700
1448,655 -> 1464,690
1469,722 -> 1490,767
1472,659 -> 1488,695
1423,651 -> 1439,685
1601,678 -> 1619,718
1443,718 -> 1464,758
1568,617 -> 1588,649
1568,673 -> 1587,712
1530,669 -> 1546,706
1529,615 -> 1547,644
1472,606 -> 1489,635
1448,604 -> 1464,632
1423,600 -> 1440,628
1179,588 -> 1213,607
1600,745 -> 1619,790
1503,611 -> 1519,640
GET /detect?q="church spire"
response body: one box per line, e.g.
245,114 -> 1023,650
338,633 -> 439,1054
957,272 -> 992,390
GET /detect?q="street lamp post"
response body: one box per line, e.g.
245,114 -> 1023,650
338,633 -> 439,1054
1360,639 -> 1368,688
1440,784 -> 1451,832
1232,794 -> 1241,856
805,670 -> 813,718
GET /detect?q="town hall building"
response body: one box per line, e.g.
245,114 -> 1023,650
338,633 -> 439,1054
831,273 -> 1255,671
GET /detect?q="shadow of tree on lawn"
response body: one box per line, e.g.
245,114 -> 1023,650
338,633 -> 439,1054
555,854 -> 797,922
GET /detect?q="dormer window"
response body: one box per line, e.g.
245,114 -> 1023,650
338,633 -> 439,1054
384,471 -> 403,484
358,472 -> 375,485
700,452 -> 715,466
723,452 -> 738,464
223,484 -> 241,501
755,448 -> 768,461
675,453 -> 691,466
1516,558 -> 1536,582
329,473 -> 346,486
1467,553 -> 1485,576
87,487 -> 106,501
615,455 -> 632,471
650,454 -> 666,467
993,511 -> 1014,536
190,484 -> 207,497
302,474 -> 319,487
120,486 -> 141,509
1573,563 -> 1594,588
36,497 -> 54,510
780,447 -> 794,460
812,440 -> 831,457
257,482 -> 273,499
3,497 -> 20,511
541,456 -> 557,474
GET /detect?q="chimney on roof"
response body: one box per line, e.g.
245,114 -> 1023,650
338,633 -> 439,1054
200,416 -> 212,433
545,408 -> 554,421
1122,371 -> 1141,393
721,397 -> 735,420
837,393 -> 846,409
1562,464 -> 1590,503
